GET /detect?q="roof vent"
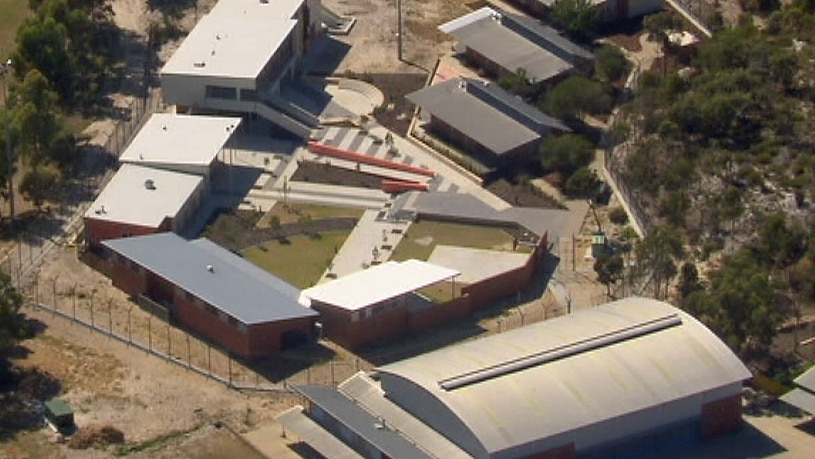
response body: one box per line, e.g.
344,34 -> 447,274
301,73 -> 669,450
193,61 -> 205,68
144,179 -> 156,190
206,265 -> 215,273
259,0 -> 268,3
457,79 -> 466,90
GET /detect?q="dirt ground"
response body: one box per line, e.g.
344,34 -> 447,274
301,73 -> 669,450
0,1 -> 613,457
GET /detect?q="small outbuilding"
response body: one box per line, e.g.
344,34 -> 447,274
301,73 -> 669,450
44,398 -> 74,431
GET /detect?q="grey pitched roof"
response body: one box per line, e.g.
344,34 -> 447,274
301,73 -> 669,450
439,7 -> 592,82
502,12 -> 594,62
407,78 -> 565,156
103,233 -> 316,325
394,191 -> 584,239
795,365 -> 815,393
294,385 -> 435,459
781,366 -> 815,414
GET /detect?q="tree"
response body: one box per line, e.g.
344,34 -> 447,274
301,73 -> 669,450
20,163 -> 62,211
643,12 -> 682,46
538,134 -> 594,176
564,167 -> 602,198
549,0 -> 601,41
635,225 -> 684,299
594,45 -> 629,83
594,254 -> 623,297
543,76 -> 612,121
706,250 -> 785,359
13,15 -> 74,103
497,68 -> 539,102
0,272 -> 25,355
677,261 -> 702,302
12,70 -> 61,166
753,213 -> 807,269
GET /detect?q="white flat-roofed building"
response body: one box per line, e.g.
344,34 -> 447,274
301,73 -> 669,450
160,0 -> 321,138
299,260 -> 461,349
119,113 -> 241,178
84,164 -> 205,246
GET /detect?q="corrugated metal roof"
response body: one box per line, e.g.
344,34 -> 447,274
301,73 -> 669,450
294,385 -> 435,459
377,298 -> 751,456
439,7 -> 576,83
407,79 -> 542,156
338,373 -> 473,459
400,191 -> 582,239
794,366 -> 815,393
780,388 -> 815,415
276,406 -> 365,459
119,114 -> 241,168
300,260 -> 460,311
103,233 -> 316,324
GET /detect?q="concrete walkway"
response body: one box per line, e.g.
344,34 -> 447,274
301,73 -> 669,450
317,209 -> 411,282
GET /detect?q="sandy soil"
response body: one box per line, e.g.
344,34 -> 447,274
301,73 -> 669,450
1,1 -> 609,457
323,0 -> 469,74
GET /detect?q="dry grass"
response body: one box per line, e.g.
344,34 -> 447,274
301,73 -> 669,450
241,231 -> 352,288
259,202 -> 365,227
390,220 -> 519,261
68,424 -> 125,450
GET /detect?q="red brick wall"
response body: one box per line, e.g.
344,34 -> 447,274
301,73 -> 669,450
522,443 -> 576,459
248,318 -> 314,358
85,217 -> 171,247
312,302 -> 409,350
701,394 -> 743,438
108,256 -> 148,297
408,295 -> 472,332
105,253 -> 311,360
464,250 -> 538,310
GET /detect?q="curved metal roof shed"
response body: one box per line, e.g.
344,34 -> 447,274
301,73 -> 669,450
372,297 -> 751,458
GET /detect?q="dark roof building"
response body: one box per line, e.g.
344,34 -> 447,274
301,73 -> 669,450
282,298 -> 752,459
408,78 -> 567,169
439,7 -> 593,83
102,233 -> 317,359
781,366 -> 815,415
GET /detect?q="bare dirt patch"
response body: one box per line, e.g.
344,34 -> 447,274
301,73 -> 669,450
485,178 -> 566,209
291,160 -> 386,189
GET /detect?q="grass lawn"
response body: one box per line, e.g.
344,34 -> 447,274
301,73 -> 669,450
390,220 -> 530,262
258,203 -> 365,227
241,231 -> 351,288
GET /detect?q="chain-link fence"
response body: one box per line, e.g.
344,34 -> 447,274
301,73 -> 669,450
24,272 -> 370,391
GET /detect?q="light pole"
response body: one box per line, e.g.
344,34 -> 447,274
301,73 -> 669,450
0,58 -> 14,222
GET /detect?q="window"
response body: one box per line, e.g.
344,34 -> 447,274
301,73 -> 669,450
205,85 -> 237,100
240,89 -> 257,101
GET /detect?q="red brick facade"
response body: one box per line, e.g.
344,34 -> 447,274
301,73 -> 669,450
701,394 -> 743,438
84,216 -> 172,247
105,252 -> 314,360
313,236 -> 548,350
524,443 -> 576,459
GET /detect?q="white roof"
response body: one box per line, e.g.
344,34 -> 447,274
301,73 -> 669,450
301,260 -> 460,311
160,0 -> 302,79
378,298 -> 752,456
85,164 -> 203,228
119,114 -> 241,168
